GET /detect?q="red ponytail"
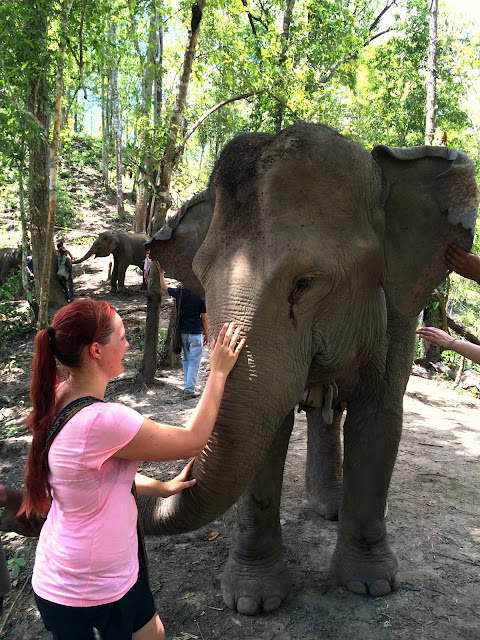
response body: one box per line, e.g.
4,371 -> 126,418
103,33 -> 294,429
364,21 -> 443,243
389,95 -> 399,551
20,300 -> 115,518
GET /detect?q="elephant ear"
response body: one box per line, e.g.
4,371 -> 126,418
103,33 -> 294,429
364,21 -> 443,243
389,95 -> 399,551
372,145 -> 479,317
154,224 -> 173,241
148,190 -> 214,295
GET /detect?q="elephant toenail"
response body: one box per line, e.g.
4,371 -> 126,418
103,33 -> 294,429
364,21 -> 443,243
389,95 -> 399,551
263,596 -> 282,612
237,596 -> 260,616
369,579 -> 391,596
347,580 -> 368,594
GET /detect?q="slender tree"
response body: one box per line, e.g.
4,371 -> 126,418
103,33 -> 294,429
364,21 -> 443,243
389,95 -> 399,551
150,0 -> 206,234
107,20 -> 125,219
38,0 -> 75,328
420,0 -> 445,363
140,0 -> 206,386
133,1 -> 158,233
425,0 -> 438,145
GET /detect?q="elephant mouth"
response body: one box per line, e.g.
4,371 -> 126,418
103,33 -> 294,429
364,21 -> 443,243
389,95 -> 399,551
299,381 -> 345,423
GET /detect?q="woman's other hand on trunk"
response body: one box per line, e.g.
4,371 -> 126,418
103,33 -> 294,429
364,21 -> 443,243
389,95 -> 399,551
209,322 -> 246,377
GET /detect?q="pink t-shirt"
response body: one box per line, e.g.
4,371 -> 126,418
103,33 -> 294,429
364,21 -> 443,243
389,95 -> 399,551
32,402 -> 143,607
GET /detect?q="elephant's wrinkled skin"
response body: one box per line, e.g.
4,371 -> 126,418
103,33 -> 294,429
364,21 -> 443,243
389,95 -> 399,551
73,231 -> 149,292
143,123 -> 478,615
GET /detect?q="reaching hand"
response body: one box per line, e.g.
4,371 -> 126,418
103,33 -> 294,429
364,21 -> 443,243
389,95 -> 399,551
445,244 -> 480,284
416,327 -> 454,350
163,458 -> 196,496
209,322 -> 246,376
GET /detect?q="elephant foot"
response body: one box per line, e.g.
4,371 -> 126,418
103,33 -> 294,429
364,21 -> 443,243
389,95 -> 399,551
307,485 -> 342,521
332,541 -> 400,596
221,555 -> 292,615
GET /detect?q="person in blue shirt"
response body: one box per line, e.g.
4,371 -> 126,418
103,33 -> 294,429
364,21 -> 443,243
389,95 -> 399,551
26,255 -> 34,279
158,266 -> 208,398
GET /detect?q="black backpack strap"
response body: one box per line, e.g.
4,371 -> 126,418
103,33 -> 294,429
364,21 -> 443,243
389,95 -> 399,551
46,396 -> 103,451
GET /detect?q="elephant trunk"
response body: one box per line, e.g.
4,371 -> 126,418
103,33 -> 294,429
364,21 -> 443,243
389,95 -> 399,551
71,247 -> 95,264
138,352 -> 304,536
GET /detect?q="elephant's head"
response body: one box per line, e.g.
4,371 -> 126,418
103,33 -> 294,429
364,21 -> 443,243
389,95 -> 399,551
147,190 -> 214,295
72,232 -> 120,263
140,123 -> 478,535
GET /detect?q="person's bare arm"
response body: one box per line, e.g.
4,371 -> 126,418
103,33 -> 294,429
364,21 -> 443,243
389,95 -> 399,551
134,459 -> 196,497
156,263 -> 168,292
416,327 -> 480,365
445,244 -> 480,285
114,322 -> 245,462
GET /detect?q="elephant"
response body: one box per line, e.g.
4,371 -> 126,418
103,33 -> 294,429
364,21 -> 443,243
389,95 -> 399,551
0,247 -> 22,286
73,231 -> 150,292
140,122 -> 479,615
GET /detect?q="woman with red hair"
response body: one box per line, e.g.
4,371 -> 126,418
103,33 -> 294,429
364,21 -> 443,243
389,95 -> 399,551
20,299 -> 245,640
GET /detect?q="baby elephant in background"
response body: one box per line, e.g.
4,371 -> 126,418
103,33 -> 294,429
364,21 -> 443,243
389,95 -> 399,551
73,230 -> 149,292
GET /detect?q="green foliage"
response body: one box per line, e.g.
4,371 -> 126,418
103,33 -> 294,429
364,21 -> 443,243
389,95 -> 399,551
0,268 -> 22,302
0,0 -> 479,256
55,181 -> 78,227
63,134 -> 103,170
7,554 -> 26,579
0,422 -> 22,442
0,269 -> 35,339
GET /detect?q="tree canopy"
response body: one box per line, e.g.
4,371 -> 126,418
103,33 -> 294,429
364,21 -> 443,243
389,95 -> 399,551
1,0 -> 479,349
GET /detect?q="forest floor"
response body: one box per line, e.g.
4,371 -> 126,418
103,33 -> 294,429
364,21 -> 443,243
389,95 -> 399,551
0,173 -> 479,640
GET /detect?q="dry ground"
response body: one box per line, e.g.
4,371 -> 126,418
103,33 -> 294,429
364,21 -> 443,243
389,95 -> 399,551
0,217 -> 479,640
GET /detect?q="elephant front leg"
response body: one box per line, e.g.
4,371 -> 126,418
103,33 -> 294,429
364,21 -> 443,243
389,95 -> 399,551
332,315 -> 415,596
221,411 -> 294,615
332,396 -> 402,596
306,407 -> 343,520
116,261 -> 127,291
110,259 -> 119,292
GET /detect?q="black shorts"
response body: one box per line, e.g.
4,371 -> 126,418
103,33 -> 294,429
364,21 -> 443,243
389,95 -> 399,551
34,564 -> 156,640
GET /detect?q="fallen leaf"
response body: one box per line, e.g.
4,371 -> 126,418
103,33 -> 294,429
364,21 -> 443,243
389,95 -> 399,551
206,531 -> 220,541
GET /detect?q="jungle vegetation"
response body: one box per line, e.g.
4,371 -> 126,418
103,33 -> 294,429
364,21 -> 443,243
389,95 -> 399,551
0,0 -> 479,378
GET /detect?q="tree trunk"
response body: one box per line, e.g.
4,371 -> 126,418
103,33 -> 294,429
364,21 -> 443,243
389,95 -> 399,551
134,4 -> 158,233
38,0 -> 74,328
273,0 -> 296,132
146,0 -> 164,233
150,0 -> 206,234
420,0 -> 442,361
142,0 -> 206,386
108,22 -> 124,219
25,4 -> 52,325
101,63 -> 109,188
137,264 -> 162,385
425,0 -> 438,146
18,136 -> 39,321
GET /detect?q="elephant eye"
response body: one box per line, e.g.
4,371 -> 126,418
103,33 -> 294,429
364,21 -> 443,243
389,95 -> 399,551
288,277 -> 313,307
295,278 -> 312,293
288,277 -> 313,326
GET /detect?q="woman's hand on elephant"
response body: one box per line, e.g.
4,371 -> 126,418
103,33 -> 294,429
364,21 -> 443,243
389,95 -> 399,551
162,458 -> 197,496
445,244 -> 480,285
209,322 -> 246,376
134,460 -> 197,498
416,327 -> 454,349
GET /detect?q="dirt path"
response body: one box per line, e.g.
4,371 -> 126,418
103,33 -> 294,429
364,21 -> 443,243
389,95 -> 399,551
1,226 -> 479,639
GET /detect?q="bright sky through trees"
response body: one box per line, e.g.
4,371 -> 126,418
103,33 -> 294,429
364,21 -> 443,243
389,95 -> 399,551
443,0 -> 480,30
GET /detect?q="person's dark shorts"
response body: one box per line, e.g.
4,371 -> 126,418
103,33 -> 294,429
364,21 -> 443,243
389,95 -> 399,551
34,564 -> 156,640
